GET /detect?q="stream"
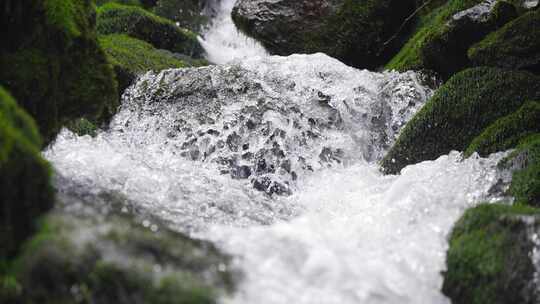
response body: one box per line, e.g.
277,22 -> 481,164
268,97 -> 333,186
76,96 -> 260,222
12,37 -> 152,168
44,1 -> 510,303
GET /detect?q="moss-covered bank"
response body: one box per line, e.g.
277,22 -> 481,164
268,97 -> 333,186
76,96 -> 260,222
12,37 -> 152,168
97,3 -> 203,58
381,67 -> 540,174
0,0 -> 119,143
0,87 -> 54,261
443,203 -> 540,304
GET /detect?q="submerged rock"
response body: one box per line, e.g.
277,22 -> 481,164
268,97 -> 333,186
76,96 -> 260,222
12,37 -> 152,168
0,87 -> 54,260
0,0 -> 118,144
381,67 -> 540,174
231,0 -> 416,69
116,54 -> 432,194
443,203 -> 540,304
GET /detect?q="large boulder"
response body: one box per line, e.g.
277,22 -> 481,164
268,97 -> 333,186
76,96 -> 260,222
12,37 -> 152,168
231,0 -> 416,69
97,3 -> 204,58
468,8 -> 540,73
0,0 -> 119,144
443,203 -> 540,304
0,87 -> 54,261
381,67 -> 540,174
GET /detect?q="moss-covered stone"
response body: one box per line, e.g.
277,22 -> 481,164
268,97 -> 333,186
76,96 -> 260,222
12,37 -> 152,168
0,87 -> 54,261
95,0 -> 143,7
153,0 -> 210,32
443,203 -> 540,304
97,3 -> 204,58
0,0 -> 119,144
420,1 -> 518,78
3,212 -> 233,304
386,0 -> 487,72
468,9 -> 540,73
66,117 -> 98,137
232,0 -> 416,69
502,134 -> 540,206
465,101 -> 540,157
99,34 -> 187,93
381,67 -> 540,174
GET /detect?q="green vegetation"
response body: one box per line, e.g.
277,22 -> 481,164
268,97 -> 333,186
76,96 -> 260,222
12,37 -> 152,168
465,101 -> 540,157
0,87 -> 54,261
66,118 -> 98,137
381,67 -> 540,174
99,34 -> 187,92
0,0 -> 118,144
443,203 -> 540,304
386,0 -> 486,71
469,9 -> 540,72
97,3 -> 203,57
1,213 -> 231,304
95,0 -> 143,7
503,135 -> 540,206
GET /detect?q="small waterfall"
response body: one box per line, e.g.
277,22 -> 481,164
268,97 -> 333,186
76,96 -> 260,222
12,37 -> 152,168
44,2 -> 512,303
198,0 -> 268,64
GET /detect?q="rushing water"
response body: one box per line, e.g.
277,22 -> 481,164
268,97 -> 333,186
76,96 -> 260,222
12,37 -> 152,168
199,0 -> 267,64
45,1 -> 511,303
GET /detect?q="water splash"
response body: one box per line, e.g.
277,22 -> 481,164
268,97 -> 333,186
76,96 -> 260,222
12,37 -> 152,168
199,0 -> 268,64
44,53 -> 508,303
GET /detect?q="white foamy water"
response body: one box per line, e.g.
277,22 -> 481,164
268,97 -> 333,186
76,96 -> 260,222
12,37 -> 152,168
45,53 -> 509,303
199,0 -> 268,64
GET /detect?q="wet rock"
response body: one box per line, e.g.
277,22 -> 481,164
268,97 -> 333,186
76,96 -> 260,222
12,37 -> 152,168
231,0 -> 416,69
443,204 -> 540,304
1,210 -> 234,304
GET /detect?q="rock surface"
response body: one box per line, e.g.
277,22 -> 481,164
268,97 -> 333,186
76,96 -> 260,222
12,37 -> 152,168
231,0 -> 415,69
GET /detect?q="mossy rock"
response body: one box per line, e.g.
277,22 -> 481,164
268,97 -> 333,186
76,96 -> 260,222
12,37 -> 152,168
420,1 -> 518,79
385,0 -> 504,74
0,87 -> 54,261
2,212 -> 233,303
469,8 -> 540,73
99,34 -> 187,93
153,0 -> 210,33
97,3 -> 204,58
443,203 -> 540,304
0,0 -> 119,144
232,0 -> 416,69
465,101 -> 540,157
381,67 -> 540,174
501,134 -> 540,206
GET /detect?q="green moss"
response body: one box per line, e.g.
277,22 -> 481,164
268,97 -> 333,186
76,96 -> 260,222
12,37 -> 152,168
443,203 -> 540,304
0,0 -> 119,144
97,3 -> 203,57
503,134 -> 540,206
4,213 -> 231,304
99,34 -> 186,92
465,101 -> 540,157
468,9 -> 540,72
95,0 -> 143,7
0,86 -> 54,260
381,67 -> 540,174
386,0 -> 488,72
